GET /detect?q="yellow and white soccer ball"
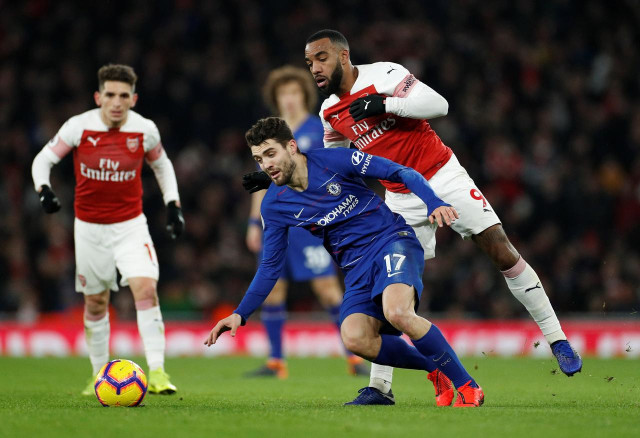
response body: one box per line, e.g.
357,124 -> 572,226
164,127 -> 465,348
94,359 -> 148,407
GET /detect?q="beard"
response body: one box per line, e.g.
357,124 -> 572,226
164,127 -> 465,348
273,158 -> 297,186
321,62 -> 344,97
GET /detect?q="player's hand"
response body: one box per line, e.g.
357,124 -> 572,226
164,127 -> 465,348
166,200 -> 185,239
38,185 -> 61,214
349,95 -> 386,121
242,171 -> 271,193
246,223 -> 263,253
204,313 -> 242,346
429,205 -> 459,228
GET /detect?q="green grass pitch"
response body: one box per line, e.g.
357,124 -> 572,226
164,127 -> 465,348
0,356 -> 638,437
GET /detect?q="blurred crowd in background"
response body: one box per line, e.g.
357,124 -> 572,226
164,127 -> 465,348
1,0 -> 639,322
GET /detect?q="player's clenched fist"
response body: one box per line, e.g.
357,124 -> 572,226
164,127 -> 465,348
429,205 -> 459,227
242,171 -> 271,193
349,95 -> 386,121
204,313 -> 243,346
39,185 -> 61,213
166,200 -> 185,239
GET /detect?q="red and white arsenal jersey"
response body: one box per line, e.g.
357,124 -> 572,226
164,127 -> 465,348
320,62 -> 452,193
48,109 -> 164,224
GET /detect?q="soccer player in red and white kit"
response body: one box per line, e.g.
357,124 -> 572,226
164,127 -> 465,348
31,64 -> 183,395
304,29 -> 582,405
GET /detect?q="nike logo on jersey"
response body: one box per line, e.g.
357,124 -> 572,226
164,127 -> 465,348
331,114 -> 340,120
294,208 -> 305,218
87,136 -> 101,146
483,208 -> 492,213
364,100 -> 371,111
387,68 -> 396,74
525,282 -> 541,293
387,271 -> 404,278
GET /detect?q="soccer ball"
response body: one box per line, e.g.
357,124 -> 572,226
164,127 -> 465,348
94,359 -> 148,407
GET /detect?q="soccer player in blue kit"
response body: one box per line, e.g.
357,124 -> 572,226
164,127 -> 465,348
244,66 -> 368,378
206,117 -> 484,407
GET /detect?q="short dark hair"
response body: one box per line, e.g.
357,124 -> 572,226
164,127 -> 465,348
245,117 -> 294,148
306,29 -> 349,49
262,66 -> 317,115
98,64 -> 137,91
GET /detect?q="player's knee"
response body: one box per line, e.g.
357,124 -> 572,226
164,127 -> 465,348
130,279 -> 158,304
340,321 -> 375,357
341,332 -> 373,357
341,333 -> 362,356
383,306 -> 413,333
85,294 -> 108,316
474,225 -> 519,270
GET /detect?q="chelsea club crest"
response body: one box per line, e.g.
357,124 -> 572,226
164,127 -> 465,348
327,182 -> 342,196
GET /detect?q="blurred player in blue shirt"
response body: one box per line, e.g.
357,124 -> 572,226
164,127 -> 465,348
244,66 -> 368,378
207,117 -> 484,407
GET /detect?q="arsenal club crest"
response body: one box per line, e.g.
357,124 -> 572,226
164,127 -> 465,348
126,137 -> 140,152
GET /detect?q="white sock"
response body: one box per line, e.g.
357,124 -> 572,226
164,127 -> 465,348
84,313 -> 110,376
503,257 -> 566,345
136,306 -> 166,371
369,363 -> 394,393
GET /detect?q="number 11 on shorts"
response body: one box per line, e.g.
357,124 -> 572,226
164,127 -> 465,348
384,253 -> 406,276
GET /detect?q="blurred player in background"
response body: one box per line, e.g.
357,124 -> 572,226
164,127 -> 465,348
244,66 -> 368,378
209,117 -> 483,407
302,29 -> 582,405
31,64 -> 184,395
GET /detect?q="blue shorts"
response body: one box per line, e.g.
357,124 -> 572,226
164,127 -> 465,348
257,226 -> 336,281
339,234 -> 424,335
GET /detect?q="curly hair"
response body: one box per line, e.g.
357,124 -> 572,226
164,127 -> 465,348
98,64 -> 137,91
245,117 -> 294,148
262,65 -> 317,115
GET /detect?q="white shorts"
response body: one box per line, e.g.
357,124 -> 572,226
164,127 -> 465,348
385,154 -> 501,260
74,213 -> 159,295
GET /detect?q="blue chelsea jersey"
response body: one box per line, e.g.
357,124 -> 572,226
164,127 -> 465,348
262,152 -> 406,272
293,115 -> 324,153
235,147 -> 447,321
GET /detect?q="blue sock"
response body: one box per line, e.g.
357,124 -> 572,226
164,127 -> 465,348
261,303 -> 286,360
411,325 -> 477,388
327,304 -> 341,331
327,304 -> 356,358
373,334 -> 435,371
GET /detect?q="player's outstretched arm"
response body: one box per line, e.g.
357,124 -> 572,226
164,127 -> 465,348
329,147 -> 453,220
204,313 -> 242,346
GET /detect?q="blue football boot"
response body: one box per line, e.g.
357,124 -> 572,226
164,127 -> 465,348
551,340 -> 583,376
344,387 -> 395,405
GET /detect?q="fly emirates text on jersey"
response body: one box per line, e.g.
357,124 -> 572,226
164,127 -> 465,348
350,116 -> 397,150
80,158 -> 136,182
